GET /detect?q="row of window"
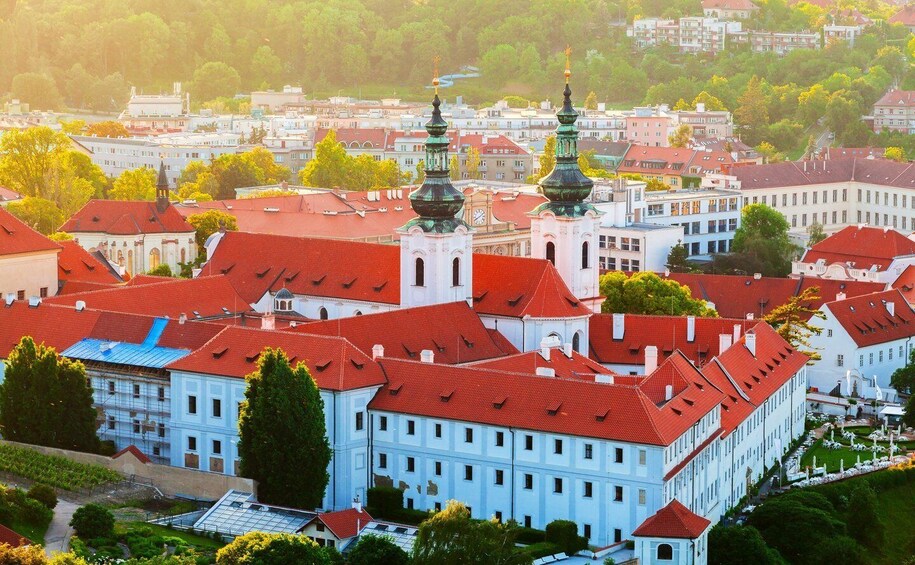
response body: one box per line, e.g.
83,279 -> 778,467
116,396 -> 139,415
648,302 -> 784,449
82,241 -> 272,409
599,236 -> 641,252
600,258 -> 641,272
857,344 -> 909,367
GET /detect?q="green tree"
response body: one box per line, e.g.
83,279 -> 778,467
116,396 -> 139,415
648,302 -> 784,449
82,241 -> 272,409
873,46 -> 907,81
465,146 -> 481,180
708,525 -> 784,565
347,535 -> 410,565
299,130 -> 350,189
645,178 -> 672,191
599,272 -> 716,317
412,500 -> 531,565
732,204 -> 798,277
763,286 -> 825,360
747,494 -> 844,565
187,210 -> 238,250
415,160 -> 425,184
756,142 -> 785,164
110,167 -> 157,200
147,265 -> 174,277
85,121 -> 130,138
536,135 -> 557,182
692,91 -> 727,111
0,337 -> 99,452
11,73 -> 62,110
668,124 -> 692,148
734,76 -> 769,145
807,222 -> 827,246
6,197 -> 66,235
904,395 -> 915,428
191,62 -> 241,104
59,120 -> 86,135
449,154 -> 460,181
584,91 -> 598,110
666,241 -> 693,273
811,536 -> 868,565
891,350 -> 915,395
251,45 -> 283,88
216,532 -> 331,565
846,483 -> 883,550
70,504 -> 114,539
0,127 -> 71,199
238,348 -> 331,509
885,147 -> 906,162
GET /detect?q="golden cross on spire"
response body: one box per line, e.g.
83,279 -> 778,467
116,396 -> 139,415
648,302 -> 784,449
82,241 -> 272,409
564,45 -> 572,83
432,56 -> 441,94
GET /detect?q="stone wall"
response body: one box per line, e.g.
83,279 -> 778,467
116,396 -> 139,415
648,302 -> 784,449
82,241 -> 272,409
1,440 -> 255,501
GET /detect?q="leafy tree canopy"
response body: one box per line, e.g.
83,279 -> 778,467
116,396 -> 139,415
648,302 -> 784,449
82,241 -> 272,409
600,271 -> 716,317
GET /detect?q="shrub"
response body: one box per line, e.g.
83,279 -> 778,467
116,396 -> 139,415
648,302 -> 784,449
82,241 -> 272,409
18,497 -> 53,526
97,440 -> 117,456
545,519 -> 588,555
518,541 -> 561,559
516,527 -> 546,545
27,484 -> 58,510
366,486 -> 403,519
70,503 -> 114,539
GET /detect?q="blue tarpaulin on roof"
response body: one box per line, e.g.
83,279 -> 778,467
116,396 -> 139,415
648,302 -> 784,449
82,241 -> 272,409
62,317 -> 189,368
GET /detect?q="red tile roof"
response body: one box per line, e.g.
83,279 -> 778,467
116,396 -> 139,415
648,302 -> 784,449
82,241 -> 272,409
0,302 -> 100,357
663,272 -> 884,320
734,157 -> 915,190
890,8 -> 915,27
0,187 -> 21,202
824,147 -> 884,160
802,226 -> 915,270
370,354 -> 723,446
202,231 -> 585,319
0,524 -> 31,547
61,200 -> 194,235
632,500 -> 710,539
295,302 -> 516,364
56,280 -> 120,295
316,128 -> 388,149
469,348 -> 613,380
463,188 -> 547,231
891,265 -> 915,304
618,147 -> 734,177
589,313 -> 752,367
825,289 -> 915,347
167,326 -> 387,391
312,508 -> 372,539
57,241 -> 122,287
46,276 -> 252,319
112,445 -> 151,464
0,207 -> 61,256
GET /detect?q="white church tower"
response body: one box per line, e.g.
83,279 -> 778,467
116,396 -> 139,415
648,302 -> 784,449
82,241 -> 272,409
529,51 -> 603,312
398,70 -> 473,308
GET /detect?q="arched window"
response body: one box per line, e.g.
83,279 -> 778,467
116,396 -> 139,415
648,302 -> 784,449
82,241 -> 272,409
415,257 -> 425,287
545,242 -> 555,265
657,543 -> 673,560
148,248 -> 161,270
452,257 -> 461,286
572,332 -> 581,353
319,307 -> 328,320
581,241 -> 589,269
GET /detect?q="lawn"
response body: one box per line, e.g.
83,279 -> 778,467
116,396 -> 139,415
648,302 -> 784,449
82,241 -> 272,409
122,522 -> 224,550
875,480 -> 915,565
9,518 -> 49,545
800,439 -> 880,474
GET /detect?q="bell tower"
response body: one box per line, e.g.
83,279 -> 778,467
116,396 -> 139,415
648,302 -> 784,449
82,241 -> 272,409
156,161 -> 170,213
528,47 -> 603,312
398,60 -> 473,308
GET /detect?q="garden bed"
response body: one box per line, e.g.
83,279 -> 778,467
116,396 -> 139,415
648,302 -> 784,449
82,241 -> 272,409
71,522 -> 223,564
0,444 -> 119,490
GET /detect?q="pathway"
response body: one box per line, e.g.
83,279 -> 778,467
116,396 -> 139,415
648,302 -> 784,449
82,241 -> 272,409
44,499 -> 78,557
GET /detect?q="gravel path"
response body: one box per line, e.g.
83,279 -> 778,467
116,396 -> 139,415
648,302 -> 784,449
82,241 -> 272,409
44,499 -> 78,557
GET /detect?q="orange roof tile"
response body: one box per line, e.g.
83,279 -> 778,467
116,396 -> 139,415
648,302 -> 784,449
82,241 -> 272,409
632,500 -> 710,539
57,241 -> 122,286
0,207 -> 61,256
112,445 -> 151,464
0,524 -> 31,547
802,226 -> 915,270
825,289 -> 915,347
312,508 -> 372,539
469,349 -> 613,380
61,200 -> 194,235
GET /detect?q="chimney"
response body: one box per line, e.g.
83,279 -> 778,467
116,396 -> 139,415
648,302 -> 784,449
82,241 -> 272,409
644,345 -> 658,375
686,316 -> 696,343
732,323 -> 741,343
420,349 -> 434,363
261,312 -> 275,331
745,330 -> 757,357
746,313 -> 754,320
753,272 -> 762,280
887,301 -> 895,317
612,313 -> 625,340
353,496 -> 362,513
836,291 -> 846,301
75,300 -> 86,312
535,367 -> 556,377
179,312 -> 187,325
562,343 -> 573,358
664,384 -> 673,401
372,344 -> 384,360
719,333 -> 733,353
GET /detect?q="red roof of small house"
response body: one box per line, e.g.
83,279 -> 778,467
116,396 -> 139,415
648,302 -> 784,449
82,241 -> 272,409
0,187 -> 21,202
295,302 -> 516,364
618,147 -> 696,177
167,326 -> 387,391
802,226 -> 915,270
0,302 -> 101,357
702,0 -> 758,10
0,207 -> 61,256
316,128 -> 388,150
824,147 -> 883,160
0,524 -> 31,547
370,353 -> 723,446
468,348 -> 614,380
46,276 -> 252,319
112,445 -> 151,464
890,7 -> 915,27
589,313 -> 753,367
663,272 -> 884,320
632,500 -> 711,539
57,241 -> 122,287
891,265 -> 915,304
824,289 -> 915,347
60,200 -> 194,235
310,508 -> 372,539
202,231 -> 586,319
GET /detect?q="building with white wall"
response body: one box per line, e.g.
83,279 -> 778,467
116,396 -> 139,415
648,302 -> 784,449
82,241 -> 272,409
0,207 -> 59,301
792,225 -> 915,283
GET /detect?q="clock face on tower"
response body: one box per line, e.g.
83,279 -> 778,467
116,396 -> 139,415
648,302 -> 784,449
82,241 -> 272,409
473,208 -> 486,225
